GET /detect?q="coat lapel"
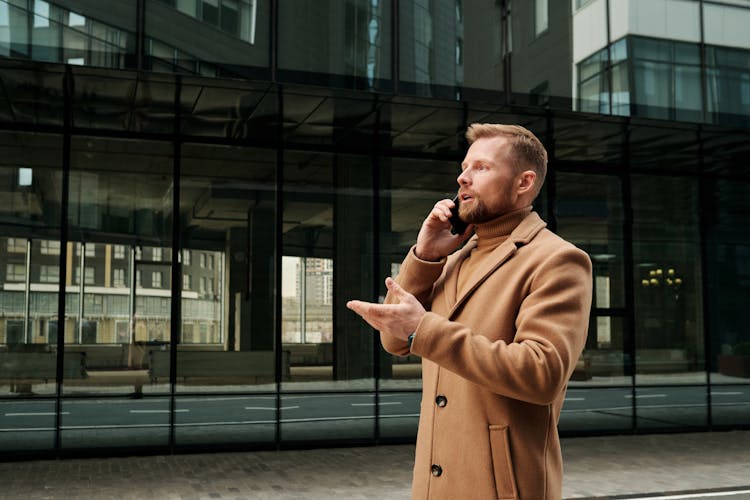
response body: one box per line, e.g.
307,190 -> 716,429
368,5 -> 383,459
442,237 -> 477,311
447,212 -> 548,318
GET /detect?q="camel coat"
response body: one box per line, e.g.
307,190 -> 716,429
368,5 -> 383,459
382,212 -> 592,500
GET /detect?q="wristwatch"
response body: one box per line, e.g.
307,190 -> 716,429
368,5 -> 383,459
407,333 -> 415,348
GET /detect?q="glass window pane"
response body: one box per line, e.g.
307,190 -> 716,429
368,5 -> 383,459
280,392 -> 376,442
611,62 -> 630,116
711,384 -> 750,427
634,385 -> 708,430
282,151 -> 375,396
534,0 -> 548,36
64,137 -> 172,400
146,0 -> 268,76
378,391 -> 421,439
174,144 -> 276,420
399,0 -> 502,95
557,173 -> 625,309
633,60 -> 672,120
0,131 -> 62,401
0,400 -> 56,452
278,0 -> 391,89
14,0 -> 137,68
632,175 -> 705,386
706,179 -> 750,428
559,387 -> 633,433
175,395 -> 275,446
378,156 -> 459,390
60,397 -> 170,450
706,46 -> 750,126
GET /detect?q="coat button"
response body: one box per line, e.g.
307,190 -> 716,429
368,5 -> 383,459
435,395 -> 447,407
431,464 -> 443,477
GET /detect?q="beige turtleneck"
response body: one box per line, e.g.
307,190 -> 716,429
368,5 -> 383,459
456,205 -> 533,297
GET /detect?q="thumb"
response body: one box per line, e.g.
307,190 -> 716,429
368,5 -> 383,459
385,277 -> 415,302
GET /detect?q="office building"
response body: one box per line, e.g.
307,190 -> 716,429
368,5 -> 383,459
0,0 -> 748,458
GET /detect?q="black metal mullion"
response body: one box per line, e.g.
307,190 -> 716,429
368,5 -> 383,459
168,74 -> 183,451
270,0 -> 278,82
274,84 -> 284,449
392,0 -> 399,95
697,127 -> 713,429
605,0 -> 613,115
136,0 -> 146,71
54,65 -> 73,454
545,109 -> 556,233
621,119 -> 637,432
372,95 -> 382,443
698,0 -> 708,124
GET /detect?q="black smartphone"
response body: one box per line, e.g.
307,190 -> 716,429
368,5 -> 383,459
449,195 -> 468,235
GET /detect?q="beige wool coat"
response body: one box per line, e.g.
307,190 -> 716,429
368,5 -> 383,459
382,212 -> 592,500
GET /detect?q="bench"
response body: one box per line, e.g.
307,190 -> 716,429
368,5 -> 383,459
65,344 -> 129,369
148,350 -> 290,384
0,352 -> 87,394
636,348 -> 690,373
284,343 -> 333,366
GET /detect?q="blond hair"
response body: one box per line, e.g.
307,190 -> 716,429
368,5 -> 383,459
466,123 -> 548,197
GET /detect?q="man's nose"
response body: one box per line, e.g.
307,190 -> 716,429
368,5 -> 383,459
457,170 -> 470,185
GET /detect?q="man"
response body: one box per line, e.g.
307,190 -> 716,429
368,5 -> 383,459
347,123 -> 592,499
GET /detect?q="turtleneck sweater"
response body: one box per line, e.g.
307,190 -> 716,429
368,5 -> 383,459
457,205 -> 533,297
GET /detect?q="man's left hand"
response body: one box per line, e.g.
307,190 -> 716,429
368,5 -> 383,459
346,277 -> 426,341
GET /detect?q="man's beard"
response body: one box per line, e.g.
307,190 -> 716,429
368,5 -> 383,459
459,199 -> 501,225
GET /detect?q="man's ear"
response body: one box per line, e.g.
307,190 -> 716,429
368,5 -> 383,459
517,170 -> 537,196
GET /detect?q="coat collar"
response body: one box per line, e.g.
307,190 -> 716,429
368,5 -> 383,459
443,211 -> 547,316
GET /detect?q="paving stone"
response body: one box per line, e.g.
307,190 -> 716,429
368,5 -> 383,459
0,431 -> 749,499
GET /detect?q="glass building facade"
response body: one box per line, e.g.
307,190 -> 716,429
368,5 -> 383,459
0,0 -> 749,458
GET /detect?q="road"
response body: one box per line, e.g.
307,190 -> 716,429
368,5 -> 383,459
1,385 -> 747,433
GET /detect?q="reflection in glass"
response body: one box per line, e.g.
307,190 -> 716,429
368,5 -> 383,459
172,144 -> 276,405
378,157 -> 459,390
175,395 -> 275,446
632,175 -> 704,385
0,132 -> 62,402
282,152 -> 334,386
706,45 -> 750,127
0,0 -> 135,68
399,0 -> 502,95
0,399 -> 56,452
711,384 -> 750,427
147,0 -> 269,76
578,39 -> 629,115
631,37 -> 702,122
280,393 -> 376,443
706,180 -> 750,420
634,385 -> 707,430
61,397 -> 170,450
282,256 -> 333,345
557,173 -> 627,385
278,0 -> 391,88
559,387 -> 633,433
64,136 -> 172,398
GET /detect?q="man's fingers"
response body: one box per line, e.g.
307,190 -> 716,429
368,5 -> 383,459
427,199 -> 453,223
346,300 -> 394,328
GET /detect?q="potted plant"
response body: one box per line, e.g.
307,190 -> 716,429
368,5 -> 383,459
717,342 -> 750,378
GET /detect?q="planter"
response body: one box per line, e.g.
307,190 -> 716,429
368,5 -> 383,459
717,354 -> 750,378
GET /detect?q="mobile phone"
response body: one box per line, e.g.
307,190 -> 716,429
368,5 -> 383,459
449,195 -> 468,235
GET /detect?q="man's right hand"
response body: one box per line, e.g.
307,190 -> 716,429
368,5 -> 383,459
414,198 -> 473,261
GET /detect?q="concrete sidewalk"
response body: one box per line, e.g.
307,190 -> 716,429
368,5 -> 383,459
0,431 -> 748,499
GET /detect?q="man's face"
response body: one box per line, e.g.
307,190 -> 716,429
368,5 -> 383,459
456,136 -> 521,224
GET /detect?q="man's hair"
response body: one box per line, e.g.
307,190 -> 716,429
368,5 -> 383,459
465,123 -> 548,198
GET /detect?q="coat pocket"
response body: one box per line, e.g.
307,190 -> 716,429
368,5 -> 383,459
488,424 -> 518,500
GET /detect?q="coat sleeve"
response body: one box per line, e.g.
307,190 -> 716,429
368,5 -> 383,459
380,245 -> 446,357
410,246 -> 593,405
